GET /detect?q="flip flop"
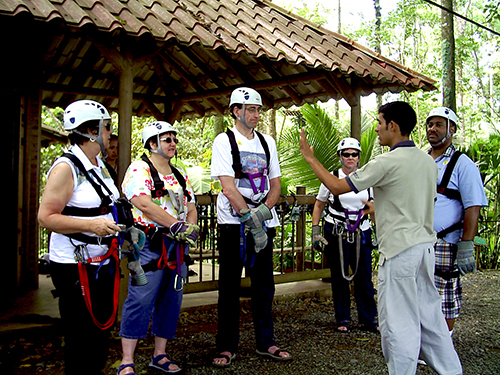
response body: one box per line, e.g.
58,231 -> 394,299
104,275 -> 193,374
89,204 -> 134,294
256,348 -> 293,362
212,352 -> 236,367
336,322 -> 350,333
149,354 -> 181,374
117,363 -> 135,375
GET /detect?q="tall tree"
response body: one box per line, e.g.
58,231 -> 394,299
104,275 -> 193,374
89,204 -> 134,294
441,0 -> 457,111
373,0 -> 383,109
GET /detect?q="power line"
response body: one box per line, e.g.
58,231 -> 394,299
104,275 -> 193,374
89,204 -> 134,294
420,0 -> 500,37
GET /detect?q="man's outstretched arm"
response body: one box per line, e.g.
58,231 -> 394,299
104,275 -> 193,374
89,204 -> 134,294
299,128 -> 352,196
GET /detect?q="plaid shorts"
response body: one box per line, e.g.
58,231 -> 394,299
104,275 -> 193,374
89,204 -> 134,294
434,239 -> 462,319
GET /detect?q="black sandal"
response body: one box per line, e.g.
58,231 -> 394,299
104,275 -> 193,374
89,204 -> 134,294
359,323 -> 380,333
212,352 -> 236,367
256,347 -> 293,362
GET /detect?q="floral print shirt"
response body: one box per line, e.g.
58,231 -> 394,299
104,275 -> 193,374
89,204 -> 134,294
122,159 -> 195,227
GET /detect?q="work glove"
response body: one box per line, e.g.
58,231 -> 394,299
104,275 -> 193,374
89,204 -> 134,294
312,225 -> 328,251
124,227 -> 148,286
239,204 -> 273,229
456,240 -> 476,275
250,226 -> 268,253
169,221 -> 200,247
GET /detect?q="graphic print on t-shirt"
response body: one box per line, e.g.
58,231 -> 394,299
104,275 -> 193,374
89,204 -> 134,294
237,151 -> 268,191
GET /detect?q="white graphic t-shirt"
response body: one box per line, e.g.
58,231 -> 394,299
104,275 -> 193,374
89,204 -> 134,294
211,127 -> 281,226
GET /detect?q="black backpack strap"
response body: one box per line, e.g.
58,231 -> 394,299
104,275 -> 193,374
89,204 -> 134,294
437,151 -> 462,202
329,170 -> 343,212
142,153 -> 166,198
436,221 -> 463,239
141,153 -> 191,202
226,129 -> 270,179
226,129 -> 243,178
255,131 -> 270,167
61,153 -> 113,216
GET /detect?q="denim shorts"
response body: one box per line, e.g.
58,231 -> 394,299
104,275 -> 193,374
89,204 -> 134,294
120,236 -> 187,339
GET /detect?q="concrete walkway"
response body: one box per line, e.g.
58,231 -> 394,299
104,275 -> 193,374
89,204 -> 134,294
0,274 -> 332,332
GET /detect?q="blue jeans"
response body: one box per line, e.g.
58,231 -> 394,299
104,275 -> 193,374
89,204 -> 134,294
216,224 -> 277,353
324,222 -> 378,326
120,236 -> 187,339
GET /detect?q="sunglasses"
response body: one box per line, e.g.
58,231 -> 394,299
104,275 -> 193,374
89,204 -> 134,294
159,137 -> 179,144
341,152 -> 359,158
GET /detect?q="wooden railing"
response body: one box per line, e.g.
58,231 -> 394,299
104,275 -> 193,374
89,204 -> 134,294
185,187 -> 329,293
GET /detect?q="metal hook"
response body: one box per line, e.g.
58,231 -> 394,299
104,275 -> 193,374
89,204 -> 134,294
174,274 -> 185,292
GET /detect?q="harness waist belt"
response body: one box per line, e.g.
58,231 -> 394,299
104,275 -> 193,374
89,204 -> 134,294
65,232 -> 115,246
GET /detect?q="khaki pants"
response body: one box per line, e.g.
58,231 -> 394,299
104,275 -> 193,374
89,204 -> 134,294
378,242 -> 462,375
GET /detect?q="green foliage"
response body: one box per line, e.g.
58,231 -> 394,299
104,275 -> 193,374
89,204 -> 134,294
464,134 -> 500,269
274,0 -> 331,26
278,103 -> 380,194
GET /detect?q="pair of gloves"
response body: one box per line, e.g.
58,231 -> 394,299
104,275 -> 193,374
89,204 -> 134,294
239,204 -> 273,252
169,221 -> 200,247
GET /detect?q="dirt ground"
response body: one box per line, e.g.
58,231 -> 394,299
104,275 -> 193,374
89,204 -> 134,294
1,270 -> 499,375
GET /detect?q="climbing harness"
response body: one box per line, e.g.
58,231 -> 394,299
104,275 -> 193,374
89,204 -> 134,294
337,228 -> 361,282
436,151 -> 464,239
77,238 -> 120,330
226,129 -> 270,205
138,230 -> 187,292
58,152 -> 124,330
226,129 -> 272,267
326,170 -> 372,281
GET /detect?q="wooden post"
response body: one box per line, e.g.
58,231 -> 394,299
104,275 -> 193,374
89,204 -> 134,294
350,92 -> 361,141
115,51 -> 134,322
117,56 -> 133,187
295,186 -> 306,271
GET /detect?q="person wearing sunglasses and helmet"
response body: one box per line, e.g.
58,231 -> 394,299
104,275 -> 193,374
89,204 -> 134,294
311,137 -> 378,334
38,100 -> 121,375
426,107 -> 487,337
118,121 -> 198,375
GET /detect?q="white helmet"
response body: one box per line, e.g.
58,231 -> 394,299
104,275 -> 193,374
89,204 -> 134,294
337,137 -> 361,154
426,107 -> 458,147
63,100 -> 111,131
142,121 -> 177,147
229,87 -> 262,107
426,107 -> 458,128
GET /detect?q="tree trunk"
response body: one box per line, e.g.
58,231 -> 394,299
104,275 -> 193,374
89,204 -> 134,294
441,0 -> 457,111
213,115 -> 225,136
373,0 -> 383,109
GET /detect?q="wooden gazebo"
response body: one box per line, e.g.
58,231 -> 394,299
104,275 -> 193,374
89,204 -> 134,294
0,0 -> 436,295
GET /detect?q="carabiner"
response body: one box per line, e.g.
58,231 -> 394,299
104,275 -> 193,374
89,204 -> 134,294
174,274 -> 185,292
347,231 -> 355,244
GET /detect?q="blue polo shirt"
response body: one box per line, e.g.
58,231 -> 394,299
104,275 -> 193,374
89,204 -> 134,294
431,145 -> 488,244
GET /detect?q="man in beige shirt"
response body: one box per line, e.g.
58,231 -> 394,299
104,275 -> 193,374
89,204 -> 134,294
300,101 -> 462,375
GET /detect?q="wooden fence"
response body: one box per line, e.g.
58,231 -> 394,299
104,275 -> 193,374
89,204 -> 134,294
184,187 -> 330,293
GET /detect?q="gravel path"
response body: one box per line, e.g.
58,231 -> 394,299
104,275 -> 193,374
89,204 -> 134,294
1,270 -> 499,374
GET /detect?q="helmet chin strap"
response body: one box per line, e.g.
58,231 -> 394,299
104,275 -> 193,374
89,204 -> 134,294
73,119 -> 107,158
237,104 -> 253,131
150,134 -> 171,160
429,119 -> 452,147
